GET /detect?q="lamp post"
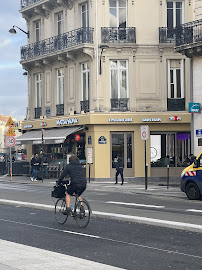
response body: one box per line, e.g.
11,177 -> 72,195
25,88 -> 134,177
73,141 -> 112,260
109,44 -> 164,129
9,25 -> 29,38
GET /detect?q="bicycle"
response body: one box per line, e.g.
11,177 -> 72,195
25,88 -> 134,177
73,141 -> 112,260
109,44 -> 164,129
54,182 -> 91,228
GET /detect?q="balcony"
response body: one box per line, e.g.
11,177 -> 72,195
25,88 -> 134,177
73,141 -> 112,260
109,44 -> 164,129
35,107 -> 42,119
21,0 -> 42,8
167,98 -> 185,111
159,27 -> 176,44
80,100 -> 89,112
111,98 -> 129,112
21,27 -> 94,61
101,27 -> 136,43
56,104 -> 64,116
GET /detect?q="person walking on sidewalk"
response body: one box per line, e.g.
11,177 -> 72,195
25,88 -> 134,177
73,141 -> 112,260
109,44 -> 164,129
30,154 -> 37,181
115,156 -> 124,185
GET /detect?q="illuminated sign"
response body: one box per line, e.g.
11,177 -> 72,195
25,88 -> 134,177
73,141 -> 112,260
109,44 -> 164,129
56,118 -> 78,126
24,124 -> 33,129
142,118 -> 161,122
108,118 -> 133,122
169,116 -> 181,121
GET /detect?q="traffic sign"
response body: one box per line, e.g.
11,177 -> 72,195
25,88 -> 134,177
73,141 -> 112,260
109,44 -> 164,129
141,126 -> 149,140
6,136 -> 16,147
196,129 -> 202,137
6,127 -> 16,137
6,117 -> 15,127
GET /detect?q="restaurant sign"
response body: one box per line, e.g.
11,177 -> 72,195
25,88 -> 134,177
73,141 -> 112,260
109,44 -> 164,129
56,118 -> 78,126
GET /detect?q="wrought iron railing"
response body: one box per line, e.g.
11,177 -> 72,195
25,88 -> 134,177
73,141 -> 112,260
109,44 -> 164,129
175,20 -> 202,46
101,27 -> 136,43
111,98 -> 129,111
21,0 -> 42,8
21,27 -> 94,61
56,104 -> 64,116
80,100 -> 89,112
159,27 -> 176,43
35,107 -> 42,119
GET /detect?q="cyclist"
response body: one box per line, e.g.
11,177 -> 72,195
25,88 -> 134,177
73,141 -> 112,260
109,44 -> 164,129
57,154 -> 86,215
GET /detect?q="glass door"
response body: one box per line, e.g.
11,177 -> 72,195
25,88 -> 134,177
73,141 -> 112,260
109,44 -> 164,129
111,132 -> 133,177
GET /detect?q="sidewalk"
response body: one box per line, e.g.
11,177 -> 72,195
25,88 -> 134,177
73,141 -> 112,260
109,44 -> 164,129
0,174 -> 182,197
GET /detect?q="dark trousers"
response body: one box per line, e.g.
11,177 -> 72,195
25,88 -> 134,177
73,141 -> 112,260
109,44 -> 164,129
115,169 -> 124,184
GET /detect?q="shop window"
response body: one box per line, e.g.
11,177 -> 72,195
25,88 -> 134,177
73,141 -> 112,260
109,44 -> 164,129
150,133 -> 191,167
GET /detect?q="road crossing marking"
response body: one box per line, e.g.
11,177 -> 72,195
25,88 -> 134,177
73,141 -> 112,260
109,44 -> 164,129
186,209 -> 202,213
106,201 -> 165,209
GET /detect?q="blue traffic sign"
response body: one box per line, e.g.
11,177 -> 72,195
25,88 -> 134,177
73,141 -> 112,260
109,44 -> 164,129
196,129 -> 202,137
189,103 -> 201,113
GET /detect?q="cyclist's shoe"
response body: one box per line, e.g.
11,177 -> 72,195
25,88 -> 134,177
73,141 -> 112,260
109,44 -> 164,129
80,205 -> 85,217
62,207 -> 71,215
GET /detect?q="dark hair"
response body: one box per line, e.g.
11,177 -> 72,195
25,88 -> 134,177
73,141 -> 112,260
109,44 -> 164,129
69,155 -> 79,162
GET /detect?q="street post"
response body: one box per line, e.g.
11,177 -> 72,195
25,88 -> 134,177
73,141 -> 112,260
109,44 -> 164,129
141,126 -> 149,190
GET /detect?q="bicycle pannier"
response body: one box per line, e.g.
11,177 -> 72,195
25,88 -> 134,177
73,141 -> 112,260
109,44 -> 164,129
51,185 -> 65,198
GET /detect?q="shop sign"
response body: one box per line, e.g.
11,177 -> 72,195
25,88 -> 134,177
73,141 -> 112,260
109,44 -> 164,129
24,124 -> 33,129
56,118 -> 78,126
40,122 -> 47,127
189,103 -> 201,113
55,139 -> 63,143
88,136 -> 92,145
196,129 -> 202,137
98,136 -> 107,144
108,118 -> 133,122
33,140 -> 42,144
142,118 -> 161,122
141,126 -> 149,140
169,116 -> 181,121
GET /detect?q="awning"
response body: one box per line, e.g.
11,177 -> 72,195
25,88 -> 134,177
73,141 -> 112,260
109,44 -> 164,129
16,126 -> 83,145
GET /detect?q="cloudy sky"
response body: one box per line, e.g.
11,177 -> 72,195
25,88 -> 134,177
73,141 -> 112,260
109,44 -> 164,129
0,0 -> 27,121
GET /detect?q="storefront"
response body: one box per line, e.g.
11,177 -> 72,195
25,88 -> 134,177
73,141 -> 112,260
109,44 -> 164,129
18,112 -> 191,180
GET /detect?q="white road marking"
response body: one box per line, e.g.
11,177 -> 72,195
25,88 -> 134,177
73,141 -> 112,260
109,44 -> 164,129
106,201 -> 165,209
0,218 -> 201,260
186,209 -> 202,213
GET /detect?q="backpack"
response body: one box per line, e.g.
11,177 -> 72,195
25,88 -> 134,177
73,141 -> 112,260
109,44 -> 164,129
51,185 -> 65,198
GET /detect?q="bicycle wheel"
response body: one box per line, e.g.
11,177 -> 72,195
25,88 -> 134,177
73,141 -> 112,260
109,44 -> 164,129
55,198 -> 68,224
74,199 -> 91,228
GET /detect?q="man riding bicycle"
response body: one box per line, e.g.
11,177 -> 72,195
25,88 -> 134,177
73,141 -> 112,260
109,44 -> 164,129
57,154 -> 86,215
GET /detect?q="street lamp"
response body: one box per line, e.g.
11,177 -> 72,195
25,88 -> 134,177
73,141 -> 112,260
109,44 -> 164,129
99,45 -> 109,74
9,25 -> 29,38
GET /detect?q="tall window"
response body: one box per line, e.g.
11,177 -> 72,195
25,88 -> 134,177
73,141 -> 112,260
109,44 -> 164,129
109,0 -> 127,28
35,20 -> 41,42
167,1 -> 184,29
57,68 -> 64,104
81,3 -> 89,28
168,60 -> 184,99
57,12 -> 63,35
35,73 -> 42,107
81,63 -> 90,101
110,60 -> 128,99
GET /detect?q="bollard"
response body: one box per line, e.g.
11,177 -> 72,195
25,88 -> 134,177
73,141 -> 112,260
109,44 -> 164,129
167,165 -> 169,189
58,162 -> 61,178
145,164 -> 148,190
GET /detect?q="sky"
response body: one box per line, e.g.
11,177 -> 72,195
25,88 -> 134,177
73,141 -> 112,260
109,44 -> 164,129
0,0 -> 27,121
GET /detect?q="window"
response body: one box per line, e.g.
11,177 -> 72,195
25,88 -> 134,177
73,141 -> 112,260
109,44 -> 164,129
57,68 -> 64,104
167,1 -> 184,29
35,20 -> 41,42
35,73 -> 42,107
110,60 -> 128,99
56,12 -> 63,35
168,60 -> 184,99
81,3 -> 89,28
109,0 -> 127,28
81,63 -> 90,101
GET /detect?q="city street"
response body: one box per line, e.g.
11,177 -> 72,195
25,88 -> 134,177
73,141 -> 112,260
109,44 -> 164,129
0,177 -> 202,269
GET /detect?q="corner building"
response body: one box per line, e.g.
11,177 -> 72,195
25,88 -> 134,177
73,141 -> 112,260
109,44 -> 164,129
18,0 -> 193,181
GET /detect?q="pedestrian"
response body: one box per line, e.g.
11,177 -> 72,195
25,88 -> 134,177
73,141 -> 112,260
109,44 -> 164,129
30,154 -> 37,181
115,156 -> 124,185
42,153 -> 49,179
35,153 -> 42,180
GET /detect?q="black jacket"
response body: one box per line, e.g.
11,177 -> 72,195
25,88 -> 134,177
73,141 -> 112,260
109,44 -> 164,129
116,157 -> 124,171
58,160 -> 86,186
30,157 -> 37,167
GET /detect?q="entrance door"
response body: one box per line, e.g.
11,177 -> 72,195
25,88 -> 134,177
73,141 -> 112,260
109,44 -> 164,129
111,132 -> 134,177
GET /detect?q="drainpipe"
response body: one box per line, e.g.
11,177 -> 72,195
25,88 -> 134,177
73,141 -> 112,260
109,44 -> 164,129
95,0 -> 99,111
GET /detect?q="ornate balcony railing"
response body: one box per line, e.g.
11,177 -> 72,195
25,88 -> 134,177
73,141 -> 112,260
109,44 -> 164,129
159,27 -> 176,43
56,104 -> 64,116
101,27 -> 136,43
80,100 -> 89,112
175,20 -> 202,47
111,98 -> 129,111
35,107 -> 42,119
21,0 -> 42,8
21,27 -> 94,61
